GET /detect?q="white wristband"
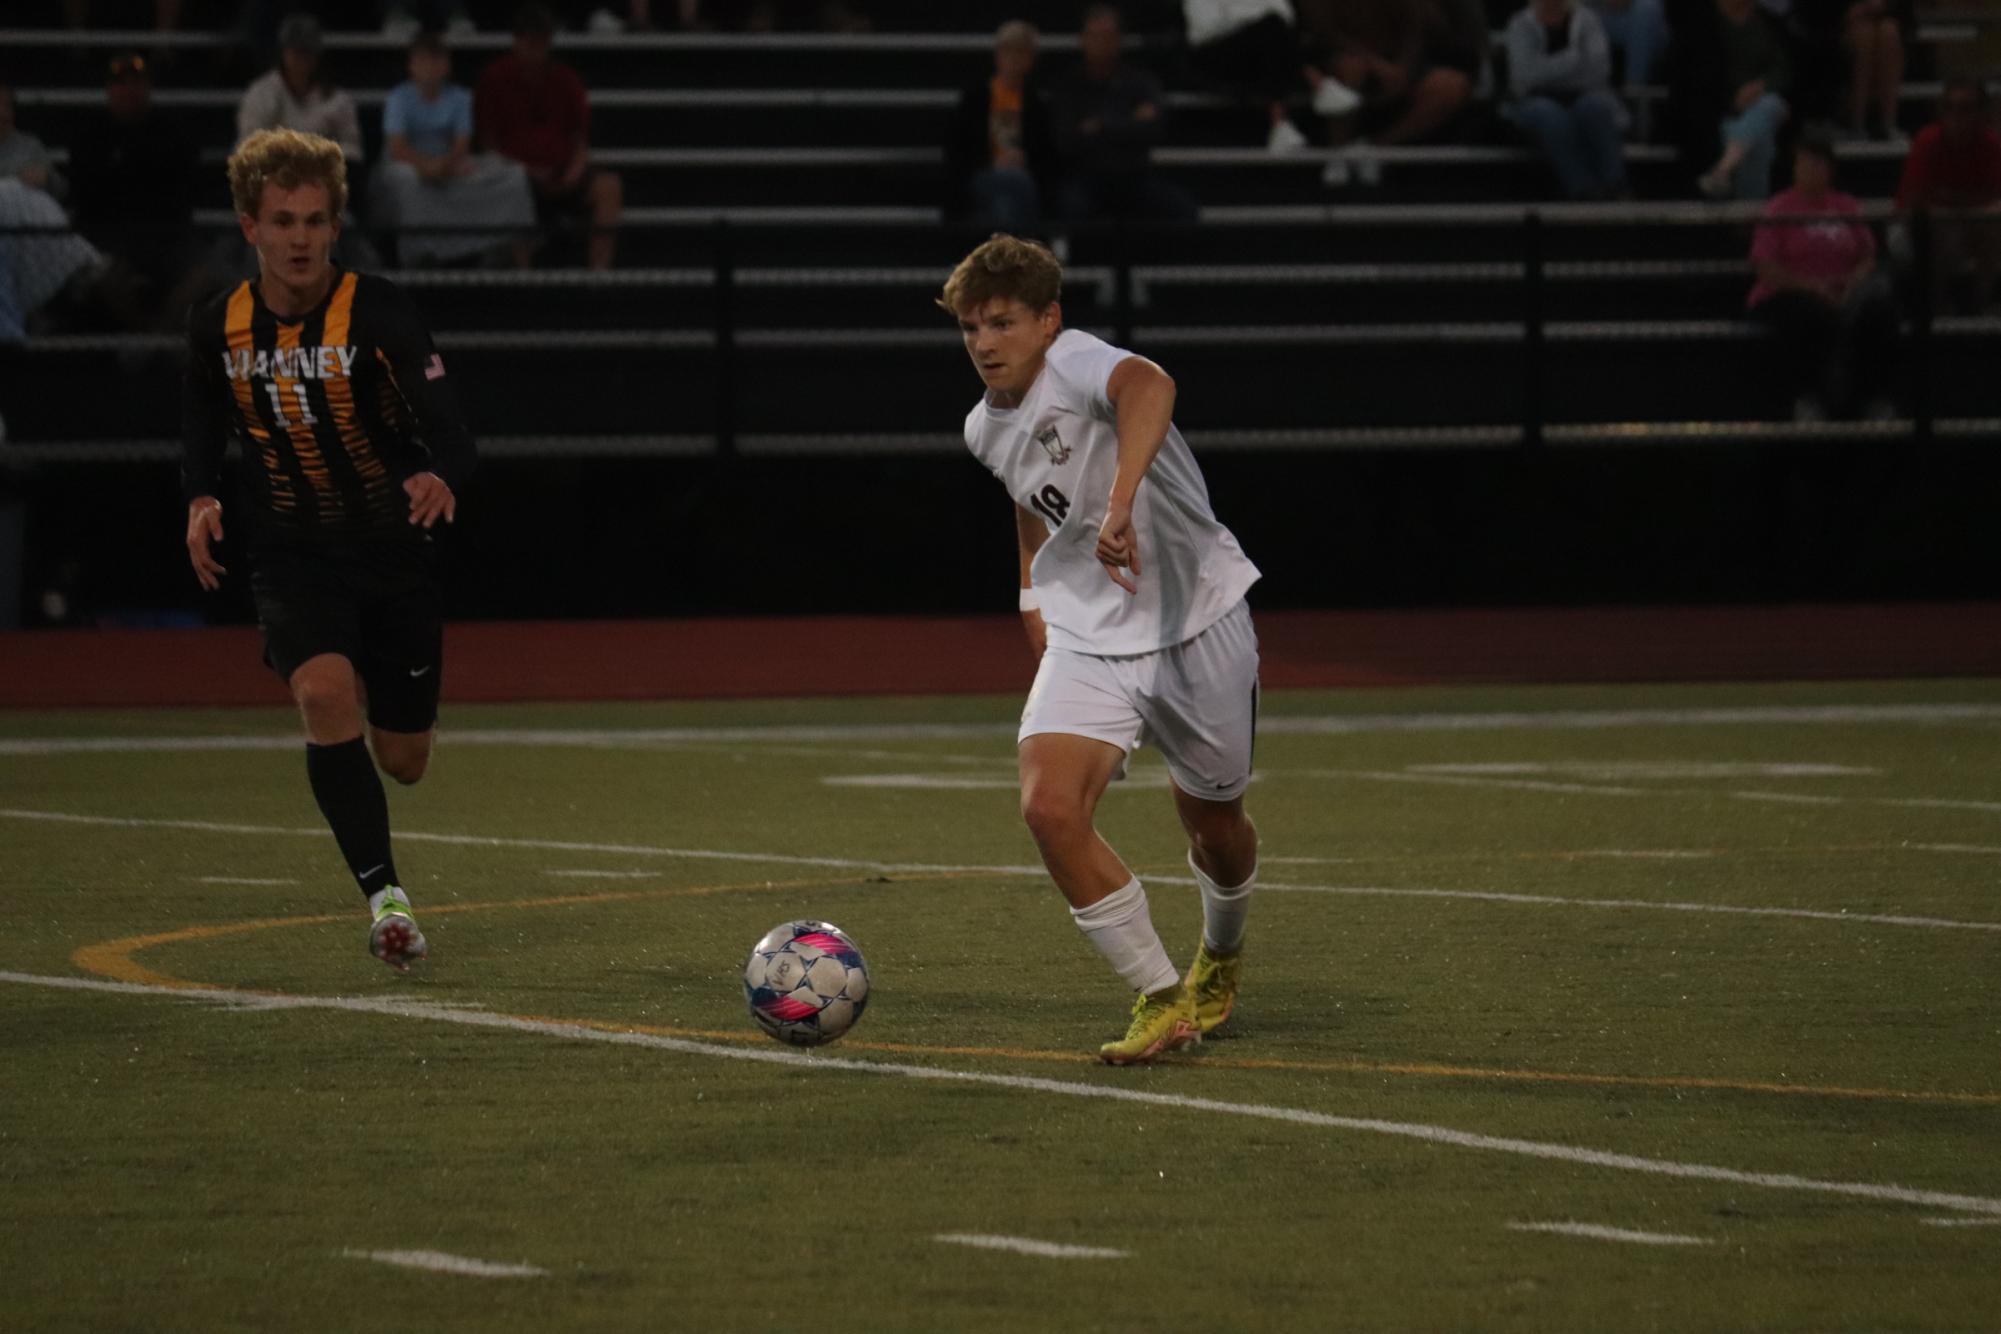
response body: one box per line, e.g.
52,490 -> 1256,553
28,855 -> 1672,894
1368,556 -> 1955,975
1018,587 -> 1040,612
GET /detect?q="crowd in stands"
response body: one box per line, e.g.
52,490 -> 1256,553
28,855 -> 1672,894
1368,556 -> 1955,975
2,0 -> 1998,421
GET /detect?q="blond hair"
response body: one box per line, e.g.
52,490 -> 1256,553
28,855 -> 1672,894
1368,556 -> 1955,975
227,128 -> 348,218
937,233 -> 1063,316
996,19 -> 1037,50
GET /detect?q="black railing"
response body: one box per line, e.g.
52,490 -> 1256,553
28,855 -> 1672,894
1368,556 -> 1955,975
3,207 -> 1996,453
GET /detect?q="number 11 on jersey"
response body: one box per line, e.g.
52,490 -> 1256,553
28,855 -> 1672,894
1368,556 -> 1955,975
264,381 -> 318,427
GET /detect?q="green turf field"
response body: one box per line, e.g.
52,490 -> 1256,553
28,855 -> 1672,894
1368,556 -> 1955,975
4,677 -> 1999,1332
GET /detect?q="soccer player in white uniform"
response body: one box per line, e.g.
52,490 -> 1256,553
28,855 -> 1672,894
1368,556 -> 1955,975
941,234 -> 1262,1064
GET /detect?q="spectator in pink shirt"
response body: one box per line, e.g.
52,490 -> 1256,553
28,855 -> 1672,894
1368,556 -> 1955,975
1747,127 -> 1896,420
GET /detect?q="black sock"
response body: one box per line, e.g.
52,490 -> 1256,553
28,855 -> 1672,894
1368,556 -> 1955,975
305,738 -> 399,899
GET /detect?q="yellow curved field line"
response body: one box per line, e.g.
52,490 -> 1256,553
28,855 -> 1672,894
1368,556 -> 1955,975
68,874 -> 2001,1106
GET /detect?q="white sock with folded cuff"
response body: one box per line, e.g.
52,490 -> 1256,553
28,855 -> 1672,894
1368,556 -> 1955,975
1069,876 -> 1180,995
1189,853 -> 1256,955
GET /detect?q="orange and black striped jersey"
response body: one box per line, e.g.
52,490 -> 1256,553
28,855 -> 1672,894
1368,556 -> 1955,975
181,268 -> 475,540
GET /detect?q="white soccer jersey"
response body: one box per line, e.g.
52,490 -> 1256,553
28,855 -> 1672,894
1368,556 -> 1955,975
964,329 -> 1260,656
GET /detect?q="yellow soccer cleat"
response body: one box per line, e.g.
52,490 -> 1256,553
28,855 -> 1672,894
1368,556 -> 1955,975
1184,942 -> 1242,1034
1098,984 -> 1200,1065
368,892 -> 429,974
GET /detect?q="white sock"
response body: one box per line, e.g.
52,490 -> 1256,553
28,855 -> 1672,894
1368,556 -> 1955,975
1189,852 -> 1256,954
367,885 -> 410,917
1069,877 -> 1179,995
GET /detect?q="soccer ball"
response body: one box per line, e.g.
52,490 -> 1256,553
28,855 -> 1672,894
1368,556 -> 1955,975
741,920 -> 871,1047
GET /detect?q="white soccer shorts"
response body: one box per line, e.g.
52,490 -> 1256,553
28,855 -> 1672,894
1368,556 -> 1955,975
1018,599 -> 1260,801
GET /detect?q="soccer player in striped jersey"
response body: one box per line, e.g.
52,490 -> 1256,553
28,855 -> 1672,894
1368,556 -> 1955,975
944,234 -> 1263,1064
181,128 -> 475,972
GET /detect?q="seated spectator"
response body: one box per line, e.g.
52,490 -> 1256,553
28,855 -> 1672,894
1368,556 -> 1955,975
1747,128 -> 1896,419
1895,77 -> 2001,313
946,21 -> 1058,231
375,33 -> 536,266
0,82 -> 61,198
237,15 -> 364,164
1685,0 -> 1793,199
1184,0 -> 1354,153
477,3 -> 625,269
1582,0 -> 1670,89
1503,0 -> 1629,199
1318,0 -> 1484,186
1782,0 -> 1911,138
0,178 -> 109,342
1049,5 -> 1197,224
66,53 -> 205,327
1834,0 -> 1911,140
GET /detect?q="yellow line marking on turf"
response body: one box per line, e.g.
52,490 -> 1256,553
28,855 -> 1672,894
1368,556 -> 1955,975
68,876 -> 857,990
67,874 -> 2001,1108
1206,1055 -> 2001,1106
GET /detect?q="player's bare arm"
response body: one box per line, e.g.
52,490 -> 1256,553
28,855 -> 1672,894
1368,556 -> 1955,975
1015,501 -> 1049,656
185,496 -> 227,590
1097,355 -> 1177,594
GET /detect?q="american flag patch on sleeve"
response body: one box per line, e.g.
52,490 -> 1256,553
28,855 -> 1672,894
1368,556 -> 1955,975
424,353 -> 446,381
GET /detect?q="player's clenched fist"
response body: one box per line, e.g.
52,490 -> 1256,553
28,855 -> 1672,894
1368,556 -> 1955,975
186,497 -> 227,590
1096,496 -> 1140,594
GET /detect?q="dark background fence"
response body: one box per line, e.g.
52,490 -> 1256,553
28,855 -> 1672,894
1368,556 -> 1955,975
1,6 -> 1997,629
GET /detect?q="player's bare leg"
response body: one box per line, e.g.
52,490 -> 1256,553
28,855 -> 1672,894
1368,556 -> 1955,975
1173,784 -> 1258,1033
370,727 -> 435,786
1018,732 -> 1132,908
292,653 -> 427,971
1020,733 -> 1197,1063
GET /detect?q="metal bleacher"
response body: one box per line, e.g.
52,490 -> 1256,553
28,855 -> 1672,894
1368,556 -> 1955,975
2,10 -> 1998,459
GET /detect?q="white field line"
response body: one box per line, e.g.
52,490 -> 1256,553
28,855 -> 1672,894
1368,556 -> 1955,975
194,876 -> 297,885
1184,878 -> 2001,934
933,1234 -> 1129,1259
1268,704 -> 2001,734
1506,1221 -> 1712,1246
1308,771 -> 2001,820
9,968 -> 2001,1220
822,773 -> 1021,790
1921,1217 -> 2001,1227
1413,762 -> 1878,779
1313,769 -> 1652,798
5,700 -> 2001,757
1731,791 -> 1851,807
0,807 -> 1044,879
588,739 -> 1009,767
1884,797 -> 2001,815
339,1248 -> 545,1278
821,772 -> 1174,790
544,869 -> 661,879
1270,850 -> 1715,864
9,805 -> 1997,935
1911,844 -> 2001,855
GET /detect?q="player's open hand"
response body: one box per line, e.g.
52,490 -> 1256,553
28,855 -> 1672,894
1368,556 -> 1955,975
185,497 -> 226,590
404,472 -> 456,528
1096,497 -> 1140,595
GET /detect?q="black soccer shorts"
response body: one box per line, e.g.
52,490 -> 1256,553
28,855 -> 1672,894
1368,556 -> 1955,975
249,536 -> 444,734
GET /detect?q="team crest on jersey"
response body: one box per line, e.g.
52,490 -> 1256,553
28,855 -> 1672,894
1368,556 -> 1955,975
1035,423 -> 1069,465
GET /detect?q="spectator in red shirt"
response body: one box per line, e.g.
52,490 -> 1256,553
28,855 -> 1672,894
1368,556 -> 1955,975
1896,78 -> 2001,313
476,3 -> 623,269
1747,127 -> 1896,420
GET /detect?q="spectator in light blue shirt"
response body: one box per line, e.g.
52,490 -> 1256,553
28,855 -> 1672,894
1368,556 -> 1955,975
373,33 -> 533,266
385,63 -> 474,162
1503,0 -> 1630,199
